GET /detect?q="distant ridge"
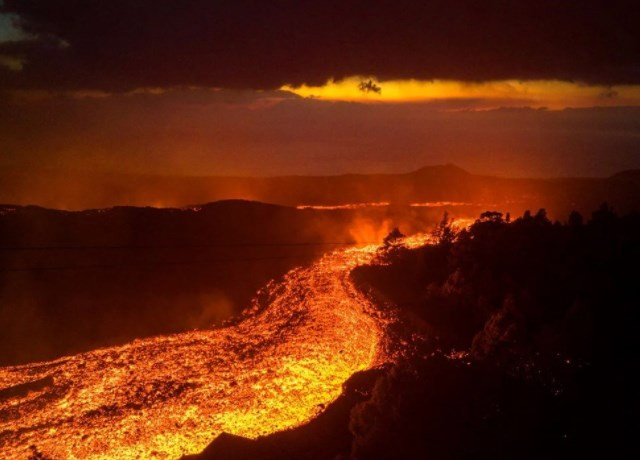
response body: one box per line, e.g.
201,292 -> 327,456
609,170 -> 640,181
409,164 -> 472,177
0,165 -> 638,214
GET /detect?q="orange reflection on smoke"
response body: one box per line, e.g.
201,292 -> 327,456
348,218 -> 395,245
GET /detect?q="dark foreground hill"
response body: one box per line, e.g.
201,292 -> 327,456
1,165 -> 639,217
187,206 -> 639,460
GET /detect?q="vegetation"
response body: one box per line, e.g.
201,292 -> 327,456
348,205 -> 639,459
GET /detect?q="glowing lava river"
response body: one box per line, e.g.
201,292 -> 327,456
0,235 -> 430,459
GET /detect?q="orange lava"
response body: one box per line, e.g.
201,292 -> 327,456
0,235 -> 431,459
409,201 -> 472,207
295,202 -> 390,210
450,217 -> 476,231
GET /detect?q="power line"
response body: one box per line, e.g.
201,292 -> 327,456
0,252 -> 337,273
0,241 -> 377,251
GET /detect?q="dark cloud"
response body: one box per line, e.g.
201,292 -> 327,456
0,1 -> 639,91
358,80 -> 382,95
599,88 -> 619,99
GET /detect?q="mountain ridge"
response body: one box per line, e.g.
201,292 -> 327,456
0,164 -> 639,215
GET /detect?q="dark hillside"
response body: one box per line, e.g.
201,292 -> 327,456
190,207 -> 640,459
2,166 -> 639,217
346,207 -> 639,459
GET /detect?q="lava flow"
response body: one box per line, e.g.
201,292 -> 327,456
295,202 -> 390,210
0,235 -> 431,459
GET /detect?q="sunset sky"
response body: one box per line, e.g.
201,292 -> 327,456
1,1 -> 639,178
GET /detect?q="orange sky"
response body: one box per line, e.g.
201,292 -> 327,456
283,78 -> 640,109
1,2 -> 639,202
1,85 -> 639,180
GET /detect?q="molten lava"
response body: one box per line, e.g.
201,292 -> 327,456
295,202 -> 390,210
0,235 -> 431,459
409,201 -> 472,207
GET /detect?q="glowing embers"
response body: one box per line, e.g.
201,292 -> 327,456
409,201 -> 472,207
296,202 -> 390,210
0,240 -> 405,459
296,202 -> 484,210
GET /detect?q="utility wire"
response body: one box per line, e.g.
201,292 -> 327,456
0,252 -> 354,273
0,241 -> 378,251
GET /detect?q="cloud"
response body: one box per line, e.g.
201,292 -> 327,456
0,0 -> 638,91
0,10 -> 28,42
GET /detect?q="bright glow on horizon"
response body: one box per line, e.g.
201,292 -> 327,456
282,77 -> 640,109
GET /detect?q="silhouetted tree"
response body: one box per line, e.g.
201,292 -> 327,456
431,212 -> 457,245
478,211 -> 504,223
568,210 -> 583,227
349,207 -> 639,459
357,79 -> 382,94
382,227 -> 404,247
